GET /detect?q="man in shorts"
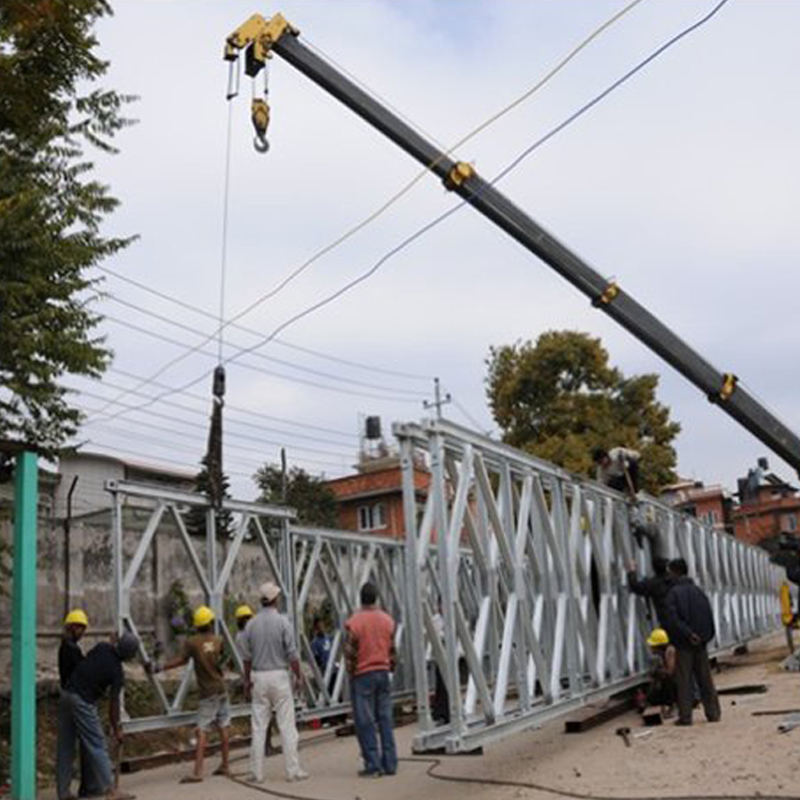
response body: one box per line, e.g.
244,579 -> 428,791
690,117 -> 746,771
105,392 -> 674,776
158,605 -> 230,782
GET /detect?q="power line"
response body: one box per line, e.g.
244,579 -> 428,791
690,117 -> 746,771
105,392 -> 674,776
102,294 -> 429,396
94,314 -> 425,414
104,368 -> 358,439
96,265 -> 432,381
72,380 -> 357,451
94,1 -> 643,416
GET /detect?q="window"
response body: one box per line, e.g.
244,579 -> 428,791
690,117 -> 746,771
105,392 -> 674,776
702,510 -> 718,526
786,514 -> 798,532
357,502 -> 388,531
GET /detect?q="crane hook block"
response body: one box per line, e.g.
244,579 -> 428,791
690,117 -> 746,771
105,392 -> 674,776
443,161 -> 475,191
251,98 -> 270,153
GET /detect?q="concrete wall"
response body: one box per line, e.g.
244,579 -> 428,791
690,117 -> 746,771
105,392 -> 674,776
0,505 -> 293,685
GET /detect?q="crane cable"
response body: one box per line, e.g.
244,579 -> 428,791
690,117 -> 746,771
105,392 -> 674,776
90,0 -> 646,424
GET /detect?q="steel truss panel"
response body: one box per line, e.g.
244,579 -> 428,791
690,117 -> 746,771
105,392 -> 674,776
395,420 -> 783,753
106,481 -> 411,733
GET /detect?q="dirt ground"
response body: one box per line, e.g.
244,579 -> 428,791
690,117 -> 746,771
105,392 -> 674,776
37,631 -> 800,800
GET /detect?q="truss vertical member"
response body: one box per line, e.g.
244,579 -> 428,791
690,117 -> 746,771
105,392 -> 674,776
223,12 -> 800,477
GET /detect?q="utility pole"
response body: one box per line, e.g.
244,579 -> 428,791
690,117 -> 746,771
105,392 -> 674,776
11,449 -> 38,800
423,377 -> 452,420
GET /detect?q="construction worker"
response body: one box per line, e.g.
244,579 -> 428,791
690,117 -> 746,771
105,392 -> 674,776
156,605 -> 231,783
59,609 -> 102,799
663,558 -> 721,725
345,582 -> 398,778
235,604 -> 254,654
56,632 -> 140,800
627,557 -> 673,625
645,628 -> 677,717
241,581 -> 309,783
593,446 -> 640,496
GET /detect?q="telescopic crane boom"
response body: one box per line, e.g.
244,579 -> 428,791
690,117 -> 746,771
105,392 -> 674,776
224,13 -> 800,476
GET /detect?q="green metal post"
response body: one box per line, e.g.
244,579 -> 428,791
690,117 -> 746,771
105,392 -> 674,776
11,450 -> 38,800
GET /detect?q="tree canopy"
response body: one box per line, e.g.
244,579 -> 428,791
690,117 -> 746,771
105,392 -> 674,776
486,331 -> 680,493
0,0 -> 134,459
255,464 -> 338,529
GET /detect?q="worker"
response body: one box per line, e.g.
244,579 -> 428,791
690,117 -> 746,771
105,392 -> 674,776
662,558 -> 721,726
627,557 -> 672,625
430,606 -> 449,725
241,581 -> 309,784
59,609 -> 102,799
236,603 -> 275,753
593,446 -> 640,496
56,632 -> 140,800
155,605 -> 230,783
645,628 -> 677,718
344,582 -> 398,778
235,604 -> 254,654
311,617 -> 332,675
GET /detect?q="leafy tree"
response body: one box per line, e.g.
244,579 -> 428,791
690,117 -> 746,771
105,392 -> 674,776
0,0 -> 135,459
486,331 -> 680,493
186,455 -> 233,538
254,464 -> 338,528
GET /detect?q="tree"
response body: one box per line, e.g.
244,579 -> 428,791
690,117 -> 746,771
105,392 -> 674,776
254,464 -> 338,529
0,1 -> 135,460
486,331 -> 680,493
186,456 -> 233,539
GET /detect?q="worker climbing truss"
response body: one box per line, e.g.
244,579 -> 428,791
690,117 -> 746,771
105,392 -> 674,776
396,419 -> 783,753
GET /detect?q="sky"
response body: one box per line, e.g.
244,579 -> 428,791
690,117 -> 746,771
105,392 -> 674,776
69,0 -> 800,501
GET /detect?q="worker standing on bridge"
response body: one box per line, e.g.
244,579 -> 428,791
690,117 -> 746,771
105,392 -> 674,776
663,559 -> 721,726
156,605 -> 231,783
593,446 -> 640,497
241,581 -> 309,783
345,582 -> 398,778
56,632 -> 139,800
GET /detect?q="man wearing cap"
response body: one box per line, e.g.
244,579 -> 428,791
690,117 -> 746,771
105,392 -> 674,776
56,632 -> 140,800
59,610 -> 102,798
157,605 -> 231,783
240,581 -> 308,783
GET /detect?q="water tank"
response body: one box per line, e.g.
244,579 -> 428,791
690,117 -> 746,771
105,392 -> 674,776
365,416 -> 382,440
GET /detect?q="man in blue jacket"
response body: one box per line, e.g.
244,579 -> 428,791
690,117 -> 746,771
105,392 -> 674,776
663,559 -> 721,726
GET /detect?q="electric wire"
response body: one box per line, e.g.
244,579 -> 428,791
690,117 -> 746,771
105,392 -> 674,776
96,265 -> 433,381
72,381 -> 357,451
96,314 -> 425,409
102,294 -> 429,397
102,368 -> 358,440
107,0 -> 727,420
97,1 -> 644,417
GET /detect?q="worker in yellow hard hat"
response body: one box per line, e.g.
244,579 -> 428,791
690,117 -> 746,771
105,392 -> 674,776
59,609 -> 102,798
234,604 -> 254,654
156,605 -> 230,783
645,628 -> 676,718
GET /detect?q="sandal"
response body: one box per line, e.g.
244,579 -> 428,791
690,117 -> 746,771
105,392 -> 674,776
178,775 -> 203,784
212,766 -> 230,777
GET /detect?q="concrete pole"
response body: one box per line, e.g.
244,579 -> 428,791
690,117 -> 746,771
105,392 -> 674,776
11,450 -> 38,800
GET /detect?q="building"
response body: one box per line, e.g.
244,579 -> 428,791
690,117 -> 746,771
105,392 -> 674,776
660,480 -> 734,533
325,452 -> 430,539
733,459 -> 800,546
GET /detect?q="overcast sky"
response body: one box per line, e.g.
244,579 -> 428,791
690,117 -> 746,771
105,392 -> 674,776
69,0 -> 800,500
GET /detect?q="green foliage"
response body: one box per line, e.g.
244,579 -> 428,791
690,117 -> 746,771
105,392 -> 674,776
166,579 -> 192,638
0,0 -> 136,457
254,464 -> 338,529
486,331 -> 681,493
186,456 -> 233,538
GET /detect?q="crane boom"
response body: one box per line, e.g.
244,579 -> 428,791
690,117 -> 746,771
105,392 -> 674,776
225,13 -> 800,476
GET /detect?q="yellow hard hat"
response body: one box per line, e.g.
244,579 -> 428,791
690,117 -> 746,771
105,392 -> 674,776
235,604 -> 254,620
647,628 -> 669,646
64,609 -> 89,628
193,605 -> 215,628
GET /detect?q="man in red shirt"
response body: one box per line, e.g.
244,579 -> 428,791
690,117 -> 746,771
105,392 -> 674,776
344,582 -> 398,777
